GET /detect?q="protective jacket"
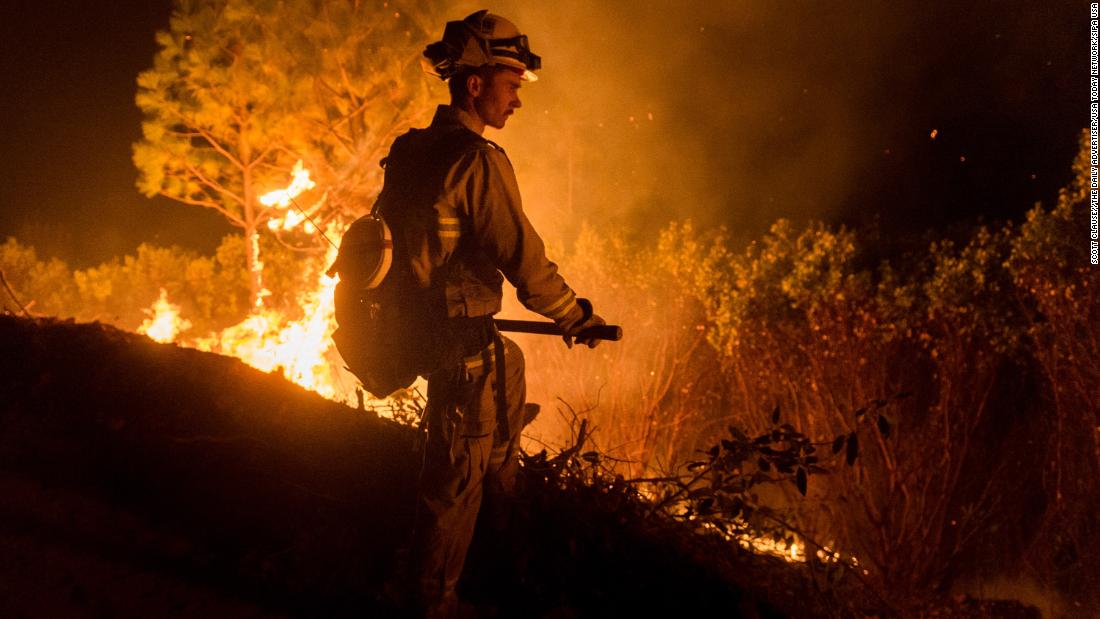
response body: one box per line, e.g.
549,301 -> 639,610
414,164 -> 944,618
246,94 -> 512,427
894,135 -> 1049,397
375,105 -> 586,335
377,104 -> 563,615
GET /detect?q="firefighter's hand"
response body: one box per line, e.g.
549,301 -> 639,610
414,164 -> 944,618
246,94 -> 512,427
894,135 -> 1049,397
563,298 -> 606,349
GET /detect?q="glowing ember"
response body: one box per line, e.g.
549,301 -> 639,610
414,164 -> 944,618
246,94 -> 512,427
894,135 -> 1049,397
696,521 -> 858,566
138,288 -> 191,343
738,533 -> 804,562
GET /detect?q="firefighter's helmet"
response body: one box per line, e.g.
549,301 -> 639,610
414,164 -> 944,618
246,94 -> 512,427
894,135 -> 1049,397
422,10 -> 541,82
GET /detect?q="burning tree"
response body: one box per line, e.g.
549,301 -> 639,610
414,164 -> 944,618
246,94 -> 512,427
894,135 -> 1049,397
133,0 -> 439,308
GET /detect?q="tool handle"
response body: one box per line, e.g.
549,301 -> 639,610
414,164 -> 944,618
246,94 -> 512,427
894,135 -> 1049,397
494,319 -> 623,341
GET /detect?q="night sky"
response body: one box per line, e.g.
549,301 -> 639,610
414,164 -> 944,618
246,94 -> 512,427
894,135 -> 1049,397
0,1 -> 226,266
0,1 -> 1089,267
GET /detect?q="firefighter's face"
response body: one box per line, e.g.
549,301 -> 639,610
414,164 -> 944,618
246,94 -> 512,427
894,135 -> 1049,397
470,67 -> 523,130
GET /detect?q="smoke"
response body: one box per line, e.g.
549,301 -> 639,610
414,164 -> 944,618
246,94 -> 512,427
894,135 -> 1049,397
434,1 -> 891,243
421,2 -> 1085,467
438,1 -> 1082,244
435,4 -> 908,445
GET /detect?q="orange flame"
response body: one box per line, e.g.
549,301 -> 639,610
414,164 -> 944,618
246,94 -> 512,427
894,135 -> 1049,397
138,288 -> 191,343
261,160 -> 319,234
132,163 -> 366,405
193,242 -> 349,399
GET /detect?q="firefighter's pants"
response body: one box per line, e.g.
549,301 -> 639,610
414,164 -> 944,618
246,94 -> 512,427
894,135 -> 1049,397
413,335 -> 526,614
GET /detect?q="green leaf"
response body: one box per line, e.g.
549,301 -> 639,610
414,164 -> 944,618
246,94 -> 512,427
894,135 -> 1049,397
796,467 -> 807,496
131,0 -> 437,308
831,435 -> 846,454
728,426 -> 749,442
845,433 -> 859,466
876,414 -> 891,438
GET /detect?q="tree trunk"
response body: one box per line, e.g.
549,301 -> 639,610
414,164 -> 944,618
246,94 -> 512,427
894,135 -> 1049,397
246,226 -> 263,310
241,128 -> 262,310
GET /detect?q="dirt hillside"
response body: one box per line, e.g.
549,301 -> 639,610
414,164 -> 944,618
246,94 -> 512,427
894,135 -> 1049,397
0,315 -> 767,618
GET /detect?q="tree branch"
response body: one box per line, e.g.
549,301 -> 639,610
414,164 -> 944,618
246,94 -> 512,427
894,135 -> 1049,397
247,143 -> 278,170
166,109 -> 245,170
182,161 -> 245,207
157,190 -> 245,228
0,269 -> 33,318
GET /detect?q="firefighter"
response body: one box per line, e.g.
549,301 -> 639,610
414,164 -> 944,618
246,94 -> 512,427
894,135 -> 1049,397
377,10 -> 605,618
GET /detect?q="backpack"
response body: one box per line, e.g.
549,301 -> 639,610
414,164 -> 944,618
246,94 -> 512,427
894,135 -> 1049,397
329,211 -> 437,398
329,125 -> 496,397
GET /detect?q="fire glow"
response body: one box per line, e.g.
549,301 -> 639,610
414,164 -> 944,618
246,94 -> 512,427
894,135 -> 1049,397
695,521 -> 860,567
193,245 -> 345,399
138,288 -> 192,343
131,164 -> 846,569
261,160 -> 319,234
136,164 -> 361,403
